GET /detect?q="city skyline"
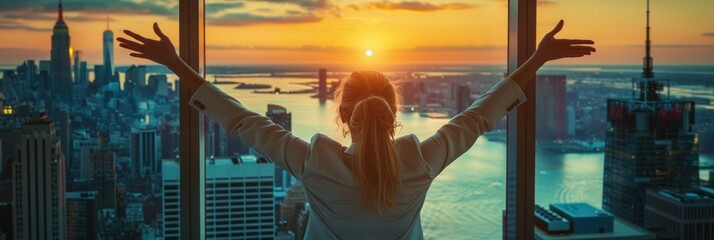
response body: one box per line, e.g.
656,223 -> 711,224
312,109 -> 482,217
0,0 -> 713,65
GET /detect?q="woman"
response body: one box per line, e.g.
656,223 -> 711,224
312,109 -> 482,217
118,20 -> 594,239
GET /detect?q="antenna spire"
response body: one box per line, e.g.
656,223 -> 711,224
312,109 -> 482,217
106,16 -> 109,30
58,0 -> 64,22
643,0 -> 654,78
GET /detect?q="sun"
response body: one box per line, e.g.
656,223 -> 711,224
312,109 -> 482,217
365,49 -> 373,57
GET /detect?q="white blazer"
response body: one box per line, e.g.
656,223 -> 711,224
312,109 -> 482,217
189,77 -> 527,240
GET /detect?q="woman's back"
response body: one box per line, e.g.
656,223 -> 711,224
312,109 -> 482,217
300,134 -> 432,239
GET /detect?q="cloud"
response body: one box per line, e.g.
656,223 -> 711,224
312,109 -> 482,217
537,0 -> 558,6
247,0 -> 338,11
205,2 -> 246,15
206,0 -> 339,26
0,0 -> 340,28
704,32 -> 714,37
0,21 -> 51,32
348,1 -> 477,12
0,0 -> 178,22
207,13 -> 324,26
493,0 -> 557,7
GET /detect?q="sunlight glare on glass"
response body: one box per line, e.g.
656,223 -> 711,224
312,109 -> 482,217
365,49 -> 373,57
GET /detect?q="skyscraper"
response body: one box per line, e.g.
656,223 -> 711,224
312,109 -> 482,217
91,146 -> 117,211
66,191 -> 98,240
79,61 -> 88,85
318,68 -> 327,102
103,17 -> 115,86
13,111 -> 66,239
125,65 -> 147,87
536,75 -> 567,140
131,125 -> 161,178
73,50 -> 81,83
602,0 -> 699,226
163,156 -> 276,239
94,65 -> 105,87
266,104 -> 292,191
50,0 -> 72,100
162,160 -> 180,240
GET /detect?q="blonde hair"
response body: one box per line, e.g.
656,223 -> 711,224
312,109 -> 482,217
334,71 -> 401,212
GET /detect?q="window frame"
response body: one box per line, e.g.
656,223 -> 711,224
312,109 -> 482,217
505,0 -> 537,239
179,0 -> 206,239
177,0 -> 538,239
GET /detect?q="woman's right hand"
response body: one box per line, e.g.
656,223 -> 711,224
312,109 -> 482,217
533,20 -> 596,64
117,22 -> 182,69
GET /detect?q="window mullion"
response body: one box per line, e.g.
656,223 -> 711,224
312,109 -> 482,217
505,0 -> 536,239
179,0 -> 206,239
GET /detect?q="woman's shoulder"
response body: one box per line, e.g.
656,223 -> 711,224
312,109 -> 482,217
394,134 -> 421,154
308,133 -> 345,151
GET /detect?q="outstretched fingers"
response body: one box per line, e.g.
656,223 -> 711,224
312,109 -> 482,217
547,19 -> 564,37
123,30 -> 151,43
153,22 -> 168,40
567,46 -> 597,52
129,53 -> 150,60
117,37 -> 143,49
564,39 -> 595,45
119,43 -> 144,53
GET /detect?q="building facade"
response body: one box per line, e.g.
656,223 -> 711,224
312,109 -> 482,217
131,125 -> 161,178
66,191 -> 98,240
91,148 -> 117,211
644,188 -> 714,240
13,112 -> 66,239
163,156 -> 276,239
536,75 -> 567,140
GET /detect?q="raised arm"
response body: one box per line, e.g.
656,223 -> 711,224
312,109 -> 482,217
117,23 -> 311,179
419,20 -> 595,177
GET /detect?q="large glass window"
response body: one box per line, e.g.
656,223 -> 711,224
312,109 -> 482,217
0,1 -> 180,239
534,0 -> 713,239
202,0 -> 509,238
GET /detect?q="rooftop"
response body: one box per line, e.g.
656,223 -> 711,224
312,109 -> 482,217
654,186 -> 714,204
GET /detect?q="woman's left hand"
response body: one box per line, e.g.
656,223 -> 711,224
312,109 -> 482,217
117,22 -> 181,68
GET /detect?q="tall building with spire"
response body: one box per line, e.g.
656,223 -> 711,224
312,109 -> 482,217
50,0 -> 72,100
13,111 -> 67,239
602,0 -> 699,226
102,16 -> 115,87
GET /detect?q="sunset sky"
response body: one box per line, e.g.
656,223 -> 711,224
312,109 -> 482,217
0,0 -> 712,66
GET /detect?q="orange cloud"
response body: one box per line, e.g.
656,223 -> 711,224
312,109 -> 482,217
348,1 -> 477,12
